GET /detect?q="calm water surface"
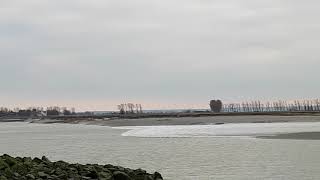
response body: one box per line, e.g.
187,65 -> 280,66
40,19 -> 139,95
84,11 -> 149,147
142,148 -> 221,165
0,121 -> 320,180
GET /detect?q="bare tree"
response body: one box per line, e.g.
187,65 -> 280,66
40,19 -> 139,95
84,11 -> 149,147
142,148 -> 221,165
210,100 -> 223,113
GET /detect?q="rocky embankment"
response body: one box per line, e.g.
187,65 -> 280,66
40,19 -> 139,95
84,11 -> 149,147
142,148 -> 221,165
0,155 -> 163,180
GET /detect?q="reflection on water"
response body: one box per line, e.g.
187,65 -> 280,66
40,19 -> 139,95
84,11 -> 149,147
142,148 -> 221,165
0,122 -> 320,180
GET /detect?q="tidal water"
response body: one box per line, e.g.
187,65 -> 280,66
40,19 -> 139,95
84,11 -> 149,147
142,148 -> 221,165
1,121 -> 320,180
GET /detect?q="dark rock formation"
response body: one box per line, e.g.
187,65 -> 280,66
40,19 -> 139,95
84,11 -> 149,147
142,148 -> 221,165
0,154 -> 163,180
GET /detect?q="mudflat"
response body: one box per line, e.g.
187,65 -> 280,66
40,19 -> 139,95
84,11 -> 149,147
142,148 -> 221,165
32,115 -> 320,127
257,132 -> 320,140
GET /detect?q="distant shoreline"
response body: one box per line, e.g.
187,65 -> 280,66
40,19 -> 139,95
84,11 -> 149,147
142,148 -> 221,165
2,115 -> 320,140
32,115 -> 320,140
2,111 -> 320,120
24,114 -> 320,127
1,111 -> 320,127
51,111 -> 320,120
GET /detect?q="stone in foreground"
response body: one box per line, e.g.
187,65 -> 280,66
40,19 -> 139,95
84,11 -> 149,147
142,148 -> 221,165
0,154 -> 163,180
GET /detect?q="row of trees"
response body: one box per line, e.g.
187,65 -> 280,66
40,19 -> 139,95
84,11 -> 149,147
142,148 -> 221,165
221,99 -> 320,113
46,107 -> 76,116
0,107 -> 76,116
117,103 -> 143,114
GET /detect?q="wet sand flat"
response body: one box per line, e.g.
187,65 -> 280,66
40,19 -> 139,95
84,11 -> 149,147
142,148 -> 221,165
31,115 -> 320,127
83,115 -> 320,127
257,132 -> 320,140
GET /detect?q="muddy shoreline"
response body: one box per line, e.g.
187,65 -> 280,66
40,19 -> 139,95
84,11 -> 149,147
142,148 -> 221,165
27,115 -> 320,127
257,132 -> 320,140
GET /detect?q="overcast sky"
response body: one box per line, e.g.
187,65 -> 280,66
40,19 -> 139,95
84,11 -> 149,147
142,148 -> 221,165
1,0 -> 320,110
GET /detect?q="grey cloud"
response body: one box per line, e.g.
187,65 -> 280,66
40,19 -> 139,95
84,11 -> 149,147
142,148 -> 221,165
0,0 -> 320,109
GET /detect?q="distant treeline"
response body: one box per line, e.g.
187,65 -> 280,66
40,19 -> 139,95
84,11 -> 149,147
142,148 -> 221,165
220,99 -> 320,113
0,106 -> 76,117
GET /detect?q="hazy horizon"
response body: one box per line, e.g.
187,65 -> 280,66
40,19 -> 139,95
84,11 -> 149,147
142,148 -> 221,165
1,0 -> 320,111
